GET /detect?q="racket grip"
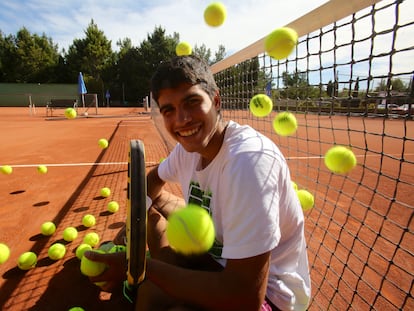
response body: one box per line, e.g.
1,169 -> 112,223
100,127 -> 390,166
123,280 -> 137,304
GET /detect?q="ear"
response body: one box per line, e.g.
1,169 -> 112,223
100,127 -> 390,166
213,91 -> 221,112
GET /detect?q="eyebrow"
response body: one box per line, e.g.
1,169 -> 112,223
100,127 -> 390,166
159,92 -> 202,114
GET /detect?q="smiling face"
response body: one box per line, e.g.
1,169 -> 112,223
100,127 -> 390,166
158,83 -> 226,161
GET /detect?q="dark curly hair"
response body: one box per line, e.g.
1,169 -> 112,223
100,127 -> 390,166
150,55 -> 219,105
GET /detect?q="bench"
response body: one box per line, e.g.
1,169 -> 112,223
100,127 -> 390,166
46,99 -> 78,117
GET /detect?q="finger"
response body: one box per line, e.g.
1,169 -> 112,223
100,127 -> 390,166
84,250 -> 123,264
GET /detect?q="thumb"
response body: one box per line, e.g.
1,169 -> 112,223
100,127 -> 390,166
84,250 -> 125,264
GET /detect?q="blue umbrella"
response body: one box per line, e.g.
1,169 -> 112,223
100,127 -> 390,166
78,72 -> 87,108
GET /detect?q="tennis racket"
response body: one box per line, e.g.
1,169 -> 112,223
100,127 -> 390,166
123,139 -> 147,303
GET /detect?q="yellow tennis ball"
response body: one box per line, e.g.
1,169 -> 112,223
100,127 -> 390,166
324,145 -> 357,174
80,250 -> 106,277
107,201 -> 119,213
98,138 -> 109,149
265,27 -> 298,60
76,243 -> 93,259
64,107 -> 77,119
0,165 -> 13,175
0,243 -> 10,264
297,189 -> 314,211
100,187 -> 111,198
292,181 -> 298,191
273,112 -> 298,136
249,94 -> 273,117
48,243 -> 66,260
63,226 -> 78,242
176,41 -> 192,56
37,165 -> 48,174
109,244 -> 126,253
83,232 -> 100,247
17,251 -> 37,270
82,214 -> 96,228
166,204 -> 215,255
204,2 -> 227,27
41,221 -> 56,236
68,307 -> 85,311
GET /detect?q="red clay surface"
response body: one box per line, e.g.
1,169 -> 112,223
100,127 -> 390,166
0,107 -> 180,310
0,107 -> 413,310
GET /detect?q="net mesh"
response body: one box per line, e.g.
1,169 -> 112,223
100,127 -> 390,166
151,0 -> 413,309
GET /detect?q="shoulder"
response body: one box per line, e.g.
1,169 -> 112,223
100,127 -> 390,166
224,121 -> 281,158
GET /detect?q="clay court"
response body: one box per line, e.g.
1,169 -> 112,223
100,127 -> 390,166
0,107 -> 178,310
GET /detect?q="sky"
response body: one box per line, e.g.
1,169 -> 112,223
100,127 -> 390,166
0,0 -> 412,88
0,0 -> 329,56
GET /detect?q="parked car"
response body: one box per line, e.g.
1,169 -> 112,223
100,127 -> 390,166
377,103 -> 401,113
395,104 -> 414,115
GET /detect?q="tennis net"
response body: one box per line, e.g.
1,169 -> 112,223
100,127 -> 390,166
152,0 -> 414,309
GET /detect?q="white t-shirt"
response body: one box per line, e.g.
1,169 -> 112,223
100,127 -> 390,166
158,120 -> 311,310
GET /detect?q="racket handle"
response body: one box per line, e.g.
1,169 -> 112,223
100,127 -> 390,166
123,280 -> 137,304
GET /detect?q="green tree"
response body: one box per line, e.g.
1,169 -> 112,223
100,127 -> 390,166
281,70 -> 319,99
65,20 -> 113,101
193,43 -> 226,65
0,28 -> 59,83
375,78 -> 407,92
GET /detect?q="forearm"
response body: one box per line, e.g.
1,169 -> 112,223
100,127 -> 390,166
146,259 -> 261,310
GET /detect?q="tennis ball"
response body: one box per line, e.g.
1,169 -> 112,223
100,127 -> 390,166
107,201 -> 119,213
249,94 -> 273,117
0,165 -> 13,175
98,138 -> 109,149
0,243 -> 10,264
63,226 -> 78,242
109,244 -> 126,253
176,42 -> 192,56
204,2 -> 227,27
273,112 -> 298,136
80,250 -> 106,277
17,251 -> 37,270
324,145 -> 357,174
83,232 -> 100,247
292,181 -> 298,191
76,243 -> 93,259
265,27 -> 298,60
48,243 -> 66,260
100,187 -> 111,198
82,214 -> 96,228
166,204 -> 215,255
297,189 -> 314,211
41,221 -> 56,236
68,307 -> 85,311
37,165 -> 48,174
64,107 -> 77,119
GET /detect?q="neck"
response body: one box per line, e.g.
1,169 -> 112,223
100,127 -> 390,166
200,120 -> 228,169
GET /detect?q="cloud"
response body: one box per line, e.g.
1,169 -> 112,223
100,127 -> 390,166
0,0 -> 329,54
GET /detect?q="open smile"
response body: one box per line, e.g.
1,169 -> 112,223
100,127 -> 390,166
177,126 -> 201,137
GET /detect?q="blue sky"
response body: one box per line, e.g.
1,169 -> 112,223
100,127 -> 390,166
1,0 -> 412,88
0,0 -> 329,55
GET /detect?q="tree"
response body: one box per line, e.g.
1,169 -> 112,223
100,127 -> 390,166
0,28 -> 59,83
193,43 -> 226,65
375,78 -> 407,92
65,20 -> 113,101
281,70 -> 319,99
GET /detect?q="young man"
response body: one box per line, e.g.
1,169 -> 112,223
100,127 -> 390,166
86,55 -> 310,310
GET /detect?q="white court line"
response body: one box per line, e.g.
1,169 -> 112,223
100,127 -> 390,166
8,161 -> 158,168
5,153 -> 413,168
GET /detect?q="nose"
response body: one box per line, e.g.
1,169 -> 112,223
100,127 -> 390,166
177,107 -> 190,123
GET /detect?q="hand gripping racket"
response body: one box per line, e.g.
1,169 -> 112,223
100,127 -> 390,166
123,139 -> 147,303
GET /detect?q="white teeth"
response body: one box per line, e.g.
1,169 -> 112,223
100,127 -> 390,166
179,127 -> 199,137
